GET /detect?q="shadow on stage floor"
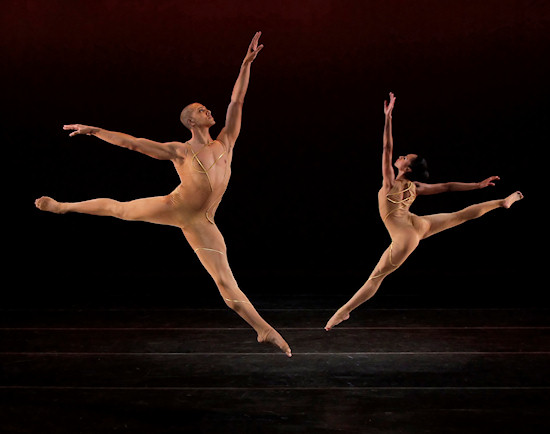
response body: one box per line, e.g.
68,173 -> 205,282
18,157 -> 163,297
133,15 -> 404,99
2,272 -> 548,433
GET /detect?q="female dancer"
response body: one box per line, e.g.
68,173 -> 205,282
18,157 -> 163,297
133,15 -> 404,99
325,92 -> 523,330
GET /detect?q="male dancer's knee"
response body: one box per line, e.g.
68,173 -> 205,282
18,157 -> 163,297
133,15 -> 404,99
213,273 -> 245,311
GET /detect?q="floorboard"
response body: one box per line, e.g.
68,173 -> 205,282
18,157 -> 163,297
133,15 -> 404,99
2,292 -> 549,433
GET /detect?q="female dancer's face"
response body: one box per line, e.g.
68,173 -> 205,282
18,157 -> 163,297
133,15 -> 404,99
394,154 -> 418,172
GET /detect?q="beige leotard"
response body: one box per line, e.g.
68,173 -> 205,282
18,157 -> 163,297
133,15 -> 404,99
368,179 -> 417,281
380,179 -> 417,222
174,139 -> 230,257
185,140 -> 249,304
189,140 -> 229,226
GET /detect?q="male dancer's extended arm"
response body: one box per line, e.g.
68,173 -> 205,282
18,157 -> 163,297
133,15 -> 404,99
219,31 -> 264,146
63,124 -> 181,160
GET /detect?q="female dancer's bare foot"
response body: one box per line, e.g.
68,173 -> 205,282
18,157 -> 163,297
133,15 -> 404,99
502,191 -> 524,209
35,196 -> 66,214
257,328 -> 292,357
325,308 -> 350,331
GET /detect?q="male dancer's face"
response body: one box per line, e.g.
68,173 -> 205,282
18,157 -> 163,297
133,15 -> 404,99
181,103 -> 216,130
193,104 -> 216,127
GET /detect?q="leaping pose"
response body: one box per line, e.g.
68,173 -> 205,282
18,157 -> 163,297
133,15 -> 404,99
35,32 -> 292,356
325,92 -> 523,330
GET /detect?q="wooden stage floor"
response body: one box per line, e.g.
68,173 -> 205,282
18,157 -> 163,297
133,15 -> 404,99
2,291 -> 549,433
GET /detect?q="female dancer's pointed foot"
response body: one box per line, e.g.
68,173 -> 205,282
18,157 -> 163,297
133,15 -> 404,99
35,196 -> 66,214
257,328 -> 292,357
503,191 -> 524,209
325,308 -> 350,331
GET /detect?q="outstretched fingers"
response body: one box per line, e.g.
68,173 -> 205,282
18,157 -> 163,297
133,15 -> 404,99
62,124 -> 97,137
481,175 -> 501,188
244,31 -> 264,62
384,92 -> 396,116
63,124 -> 79,137
250,31 -> 262,49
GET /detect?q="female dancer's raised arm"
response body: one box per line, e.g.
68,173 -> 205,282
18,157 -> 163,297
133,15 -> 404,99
382,92 -> 396,189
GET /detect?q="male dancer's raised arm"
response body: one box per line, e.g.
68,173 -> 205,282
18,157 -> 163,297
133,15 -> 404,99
218,31 -> 264,147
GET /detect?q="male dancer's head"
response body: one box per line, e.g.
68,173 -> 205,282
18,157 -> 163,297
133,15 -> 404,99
180,103 -> 216,131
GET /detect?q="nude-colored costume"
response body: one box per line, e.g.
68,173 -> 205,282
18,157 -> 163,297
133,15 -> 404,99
171,139 -> 249,305
370,179 -> 418,280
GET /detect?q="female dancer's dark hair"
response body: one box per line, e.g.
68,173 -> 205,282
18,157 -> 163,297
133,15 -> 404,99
407,155 -> 429,182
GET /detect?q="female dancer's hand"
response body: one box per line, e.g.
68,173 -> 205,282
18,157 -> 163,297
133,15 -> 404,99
63,124 -> 100,137
478,176 -> 500,188
384,92 -> 396,118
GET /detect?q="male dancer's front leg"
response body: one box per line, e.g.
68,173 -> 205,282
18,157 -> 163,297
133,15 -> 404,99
35,195 -> 292,356
182,221 -> 292,357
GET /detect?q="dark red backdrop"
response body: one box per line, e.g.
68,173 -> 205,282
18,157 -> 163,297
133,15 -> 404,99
5,0 -> 545,298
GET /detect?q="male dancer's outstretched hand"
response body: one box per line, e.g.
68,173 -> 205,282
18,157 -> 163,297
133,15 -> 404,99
63,124 -> 99,137
242,31 -> 264,65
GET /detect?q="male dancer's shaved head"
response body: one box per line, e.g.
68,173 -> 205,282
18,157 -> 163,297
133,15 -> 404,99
180,103 -> 201,130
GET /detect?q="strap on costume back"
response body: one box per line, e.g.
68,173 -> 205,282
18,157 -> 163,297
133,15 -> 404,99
386,181 -> 415,204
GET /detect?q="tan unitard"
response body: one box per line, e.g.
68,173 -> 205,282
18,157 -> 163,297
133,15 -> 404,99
370,179 -> 418,280
169,139 -> 248,304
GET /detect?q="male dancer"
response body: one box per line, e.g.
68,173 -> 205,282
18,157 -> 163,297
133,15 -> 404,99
36,32 -> 292,356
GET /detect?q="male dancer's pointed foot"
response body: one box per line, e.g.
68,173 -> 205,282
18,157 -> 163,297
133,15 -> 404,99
258,328 -> 292,357
503,191 -> 523,209
35,196 -> 66,214
325,308 -> 350,331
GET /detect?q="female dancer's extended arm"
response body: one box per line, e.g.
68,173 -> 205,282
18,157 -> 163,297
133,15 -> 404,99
415,176 -> 500,196
382,92 -> 397,188
62,124 -> 182,161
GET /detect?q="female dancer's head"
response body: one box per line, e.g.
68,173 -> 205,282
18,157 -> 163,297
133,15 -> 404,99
395,154 -> 429,182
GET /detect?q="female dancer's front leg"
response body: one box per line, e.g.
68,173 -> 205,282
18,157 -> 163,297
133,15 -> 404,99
420,191 -> 523,239
325,237 -> 419,330
182,222 -> 292,357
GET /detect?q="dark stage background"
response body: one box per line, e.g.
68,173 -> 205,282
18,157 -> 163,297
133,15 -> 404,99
6,0 -> 545,302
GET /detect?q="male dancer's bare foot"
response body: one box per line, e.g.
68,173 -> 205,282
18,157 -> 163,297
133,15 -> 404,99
325,308 -> 350,331
35,196 -> 66,214
502,191 -> 524,209
257,328 -> 292,357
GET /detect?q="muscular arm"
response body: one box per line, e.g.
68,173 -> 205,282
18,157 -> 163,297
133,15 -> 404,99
63,124 -> 180,161
415,176 -> 500,195
382,92 -> 396,188
218,32 -> 264,147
